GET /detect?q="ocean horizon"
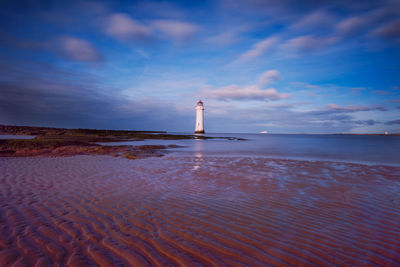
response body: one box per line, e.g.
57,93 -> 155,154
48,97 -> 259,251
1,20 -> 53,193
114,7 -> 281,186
101,133 -> 400,166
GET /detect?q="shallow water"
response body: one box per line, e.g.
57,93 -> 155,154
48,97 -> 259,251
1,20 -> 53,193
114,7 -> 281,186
1,154 -> 400,266
104,133 -> 400,166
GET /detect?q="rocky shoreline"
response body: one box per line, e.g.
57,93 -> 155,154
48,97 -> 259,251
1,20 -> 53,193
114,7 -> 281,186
0,125 -> 243,159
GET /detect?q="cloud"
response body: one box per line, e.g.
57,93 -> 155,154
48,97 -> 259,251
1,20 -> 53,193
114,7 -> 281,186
336,16 -> 369,36
0,32 -> 49,51
135,49 -> 149,58
326,103 -> 387,112
58,37 -> 101,62
350,87 -> 367,95
372,90 -> 391,95
206,25 -> 251,47
307,103 -> 388,117
290,10 -> 335,31
204,85 -> 289,101
132,1 -> 186,19
103,14 -> 199,43
0,34 -> 102,63
0,80 -> 116,127
207,32 -> 238,46
330,118 -> 380,126
152,20 -> 199,43
385,119 -> 400,125
259,70 -> 281,87
335,8 -> 400,40
290,81 -> 320,89
351,119 -> 379,126
104,13 -> 152,41
238,36 -> 278,61
202,101 -> 383,133
202,70 -> 288,101
282,35 -> 340,52
372,19 -> 400,39
0,65 -> 191,130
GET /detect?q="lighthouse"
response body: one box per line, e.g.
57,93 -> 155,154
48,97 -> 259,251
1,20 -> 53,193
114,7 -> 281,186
195,100 -> 205,134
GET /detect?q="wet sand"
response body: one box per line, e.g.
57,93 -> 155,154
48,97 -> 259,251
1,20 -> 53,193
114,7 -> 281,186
1,155 -> 400,266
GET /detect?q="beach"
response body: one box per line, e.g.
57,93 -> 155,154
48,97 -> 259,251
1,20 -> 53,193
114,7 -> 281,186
1,151 -> 400,266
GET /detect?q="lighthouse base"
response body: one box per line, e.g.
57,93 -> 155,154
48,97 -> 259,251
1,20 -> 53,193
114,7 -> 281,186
195,130 -> 205,134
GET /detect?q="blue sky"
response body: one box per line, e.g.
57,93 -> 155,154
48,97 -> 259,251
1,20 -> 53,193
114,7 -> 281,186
0,0 -> 399,133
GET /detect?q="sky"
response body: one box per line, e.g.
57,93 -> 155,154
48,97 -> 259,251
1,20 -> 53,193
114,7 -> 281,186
0,0 -> 399,133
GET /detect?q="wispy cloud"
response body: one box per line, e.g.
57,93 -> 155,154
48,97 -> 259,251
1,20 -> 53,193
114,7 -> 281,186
207,31 -> 239,46
372,19 -> 400,39
385,119 -> 400,125
351,119 -> 380,126
152,20 -> 199,43
325,103 -> 387,112
238,36 -> 279,61
203,70 -> 288,101
282,35 -> 340,52
290,10 -> 335,31
372,90 -> 392,95
336,16 -> 369,36
204,85 -> 289,101
104,13 -> 152,41
258,70 -> 281,87
350,87 -> 367,95
103,13 -> 199,43
290,82 -> 320,89
58,36 -> 101,62
206,24 -> 252,47
132,1 -> 187,19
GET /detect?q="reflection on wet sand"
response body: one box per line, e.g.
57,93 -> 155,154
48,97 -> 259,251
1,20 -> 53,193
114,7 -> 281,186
1,155 -> 400,266
192,140 -> 203,171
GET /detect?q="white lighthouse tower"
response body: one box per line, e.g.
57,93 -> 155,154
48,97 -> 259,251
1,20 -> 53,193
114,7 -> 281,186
195,100 -> 205,134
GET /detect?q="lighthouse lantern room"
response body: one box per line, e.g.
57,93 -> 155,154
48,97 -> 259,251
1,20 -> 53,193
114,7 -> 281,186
195,100 -> 205,134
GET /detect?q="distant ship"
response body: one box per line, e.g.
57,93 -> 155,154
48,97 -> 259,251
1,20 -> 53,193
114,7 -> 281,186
260,130 -> 268,134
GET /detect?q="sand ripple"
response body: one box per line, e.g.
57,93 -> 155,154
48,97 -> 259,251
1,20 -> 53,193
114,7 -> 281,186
1,155 -> 400,266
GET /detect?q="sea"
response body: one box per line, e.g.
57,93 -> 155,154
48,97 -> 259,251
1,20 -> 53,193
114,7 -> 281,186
104,133 -> 400,166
